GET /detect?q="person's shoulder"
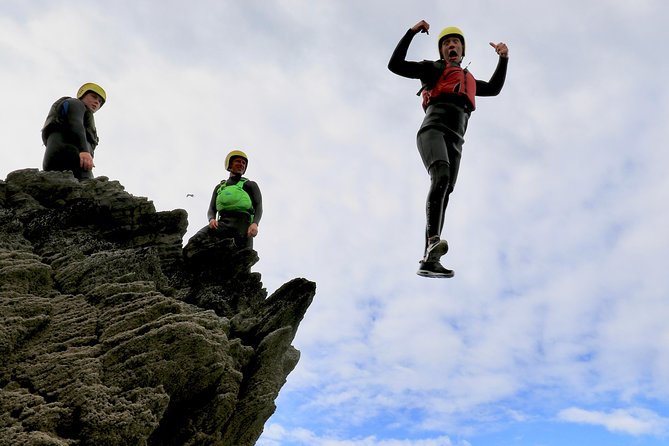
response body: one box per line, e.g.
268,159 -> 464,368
241,177 -> 259,187
49,96 -> 72,107
420,59 -> 444,71
62,97 -> 87,109
61,96 -> 80,104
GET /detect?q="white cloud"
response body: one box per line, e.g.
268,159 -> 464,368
558,407 -> 669,436
258,423 -> 467,446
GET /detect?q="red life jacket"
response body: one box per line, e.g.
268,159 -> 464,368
421,63 -> 477,112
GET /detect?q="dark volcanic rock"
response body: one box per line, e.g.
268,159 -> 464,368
0,169 -> 315,446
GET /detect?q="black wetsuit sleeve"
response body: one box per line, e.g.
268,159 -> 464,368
206,185 -> 219,221
244,181 -> 263,225
64,99 -> 92,152
388,29 -> 424,78
475,56 -> 509,97
388,29 -> 443,92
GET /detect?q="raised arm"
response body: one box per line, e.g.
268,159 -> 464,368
476,42 -> 509,97
388,21 -> 430,79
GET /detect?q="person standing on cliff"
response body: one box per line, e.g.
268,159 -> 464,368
388,20 -> 509,278
190,150 -> 263,249
41,83 -> 106,180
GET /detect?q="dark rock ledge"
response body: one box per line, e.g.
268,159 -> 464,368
0,169 -> 315,446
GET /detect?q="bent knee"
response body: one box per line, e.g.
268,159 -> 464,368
429,161 -> 450,185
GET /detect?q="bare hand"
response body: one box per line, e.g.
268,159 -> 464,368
489,41 -> 509,58
411,20 -> 430,35
208,218 -> 219,229
79,151 -> 94,171
247,223 -> 259,238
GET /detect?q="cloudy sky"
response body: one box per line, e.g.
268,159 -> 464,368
3,0 -> 669,445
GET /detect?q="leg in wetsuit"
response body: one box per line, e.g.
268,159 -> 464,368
215,213 -> 253,249
43,132 -> 93,180
415,103 -> 467,277
425,160 -> 453,250
416,124 -> 462,255
190,213 -> 252,250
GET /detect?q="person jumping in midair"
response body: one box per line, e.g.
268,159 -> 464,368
388,20 -> 509,278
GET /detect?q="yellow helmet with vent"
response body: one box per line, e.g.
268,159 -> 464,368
437,26 -> 465,57
77,82 -> 106,105
225,150 -> 248,173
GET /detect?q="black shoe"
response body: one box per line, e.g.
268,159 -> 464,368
424,239 -> 449,263
416,260 -> 454,278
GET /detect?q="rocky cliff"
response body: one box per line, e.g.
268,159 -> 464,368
0,169 -> 315,446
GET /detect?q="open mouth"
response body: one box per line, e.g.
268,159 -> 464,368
448,50 -> 458,58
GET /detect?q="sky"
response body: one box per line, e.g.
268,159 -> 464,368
2,0 -> 669,445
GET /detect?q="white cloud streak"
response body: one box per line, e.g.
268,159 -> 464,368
259,423 -> 468,446
558,407 -> 669,436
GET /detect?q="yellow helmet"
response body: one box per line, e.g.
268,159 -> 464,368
225,150 -> 248,173
77,83 -> 106,105
437,26 -> 466,57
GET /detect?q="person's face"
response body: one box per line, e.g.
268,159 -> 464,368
228,157 -> 247,175
440,36 -> 463,63
80,92 -> 103,113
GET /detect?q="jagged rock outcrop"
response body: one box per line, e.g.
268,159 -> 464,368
0,169 -> 315,446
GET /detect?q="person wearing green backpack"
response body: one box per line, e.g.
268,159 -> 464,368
193,150 -> 263,249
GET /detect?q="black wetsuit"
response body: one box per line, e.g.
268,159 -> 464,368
192,174 -> 263,249
41,97 -> 99,180
388,28 -> 508,252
